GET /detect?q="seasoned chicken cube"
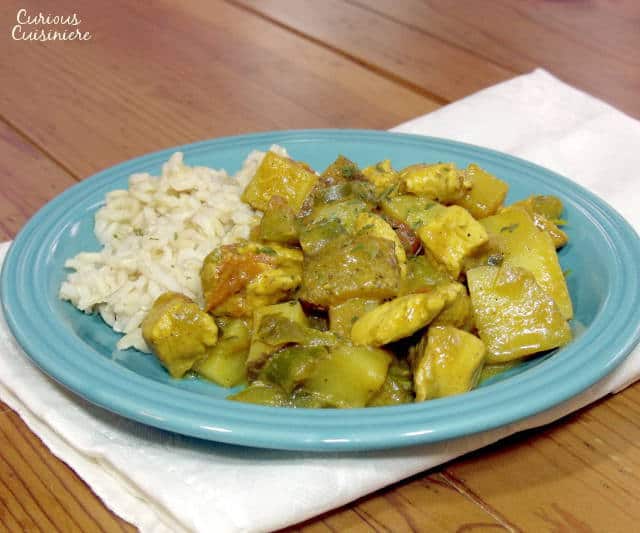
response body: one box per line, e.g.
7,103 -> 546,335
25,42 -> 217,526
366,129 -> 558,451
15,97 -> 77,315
141,292 -> 218,378
400,163 -> 471,204
351,283 -> 463,347
361,159 -> 400,193
299,235 -> 401,308
413,325 -> 486,401
200,241 -> 303,317
417,205 -> 489,278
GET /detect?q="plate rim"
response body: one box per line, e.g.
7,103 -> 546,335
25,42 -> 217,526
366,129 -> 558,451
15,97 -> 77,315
2,128 -> 640,451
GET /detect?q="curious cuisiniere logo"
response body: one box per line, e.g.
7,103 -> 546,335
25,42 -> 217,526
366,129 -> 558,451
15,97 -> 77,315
11,8 -> 92,41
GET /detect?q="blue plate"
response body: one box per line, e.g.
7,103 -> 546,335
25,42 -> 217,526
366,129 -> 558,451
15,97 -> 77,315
2,130 -> 640,451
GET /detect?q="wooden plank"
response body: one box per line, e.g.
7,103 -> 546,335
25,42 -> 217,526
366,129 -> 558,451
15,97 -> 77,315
0,0 -> 439,179
444,384 -> 640,532
347,0 -> 640,118
0,112 -> 134,532
283,473 -> 508,532
230,0 -> 515,102
0,120 -> 78,240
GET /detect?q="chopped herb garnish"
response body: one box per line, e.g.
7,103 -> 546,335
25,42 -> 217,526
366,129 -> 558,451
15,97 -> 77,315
487,253 -> 504,266
258,246 -> 277,255
133,228 -> 144,236
341,165 -> 355,178
500,223 -> 519,233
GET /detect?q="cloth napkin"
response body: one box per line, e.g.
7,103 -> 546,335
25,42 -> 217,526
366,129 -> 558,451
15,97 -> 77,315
1,68 -> 639,533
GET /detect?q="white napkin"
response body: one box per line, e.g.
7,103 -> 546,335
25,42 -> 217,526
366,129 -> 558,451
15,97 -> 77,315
1,69 -> 639,533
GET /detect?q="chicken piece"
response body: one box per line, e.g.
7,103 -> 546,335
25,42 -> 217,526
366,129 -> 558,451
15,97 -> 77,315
299,235 -> 401,308
413,325 -> 486,401
351,283 -> 463,347
141,292 -> 218,378
200,241 -> 303,317
400,163 -> 471,204
467,264 -> 572,363
417,205 -> 489,278
454,163 -> 509,219
242,151 -> 318,213
354,212 -> 407,278
361,159 -> 400,193
479,206 -> 572,319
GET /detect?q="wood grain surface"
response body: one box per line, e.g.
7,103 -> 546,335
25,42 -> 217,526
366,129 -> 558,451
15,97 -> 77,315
1,1 -> 639,531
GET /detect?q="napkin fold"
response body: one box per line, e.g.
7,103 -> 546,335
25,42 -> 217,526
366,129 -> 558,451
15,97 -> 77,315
1,69 -> 639,533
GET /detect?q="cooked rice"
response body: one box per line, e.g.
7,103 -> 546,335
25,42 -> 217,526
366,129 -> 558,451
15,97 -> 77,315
59,145 -> 287,352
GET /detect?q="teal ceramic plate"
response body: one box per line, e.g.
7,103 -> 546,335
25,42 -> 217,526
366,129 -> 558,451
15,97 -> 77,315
2,130 -> 640,451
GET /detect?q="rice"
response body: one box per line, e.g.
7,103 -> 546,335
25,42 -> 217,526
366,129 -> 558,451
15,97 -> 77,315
59,145 -> 288,352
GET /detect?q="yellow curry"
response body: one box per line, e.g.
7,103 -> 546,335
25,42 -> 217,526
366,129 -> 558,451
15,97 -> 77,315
140,151 -> 572,408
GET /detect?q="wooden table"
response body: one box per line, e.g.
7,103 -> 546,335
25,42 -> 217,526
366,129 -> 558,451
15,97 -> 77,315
1,1 -> 639,531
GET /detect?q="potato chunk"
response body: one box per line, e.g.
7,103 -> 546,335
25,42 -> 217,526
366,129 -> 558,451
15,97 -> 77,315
242,151 -> 318,213
299,235 -> 401,308
417,205 -> 489,278
400,163 -> 471,204
351,283 -> 463,346
413,325 -> 486,401
454,163 -> 509,219
142,292 -> 218,378
467,264 -> 572,363
480,206 -> 572,319
200,241 -> 303,317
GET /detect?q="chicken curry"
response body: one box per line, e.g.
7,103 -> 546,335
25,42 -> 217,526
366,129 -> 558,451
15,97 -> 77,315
141,150 -> 572,408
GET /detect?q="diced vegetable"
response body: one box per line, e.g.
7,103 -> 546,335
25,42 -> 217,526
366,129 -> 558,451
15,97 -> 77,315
242,151 -> 318,213
329,298 -> 380,338
201,241 -> 303,317
299,344 -> 392,408
467,264 -> 572,363
380,194 -> 444,231
413,325 -> 486,401
480,206 -> 573,319
194,318 -> 251,387
299,235 -> 401,308
454,163 -> 509,218
354,211 -> 407,277
141,292 -> 218,378
367,357 -> 414,406
258,195 -> 299,245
